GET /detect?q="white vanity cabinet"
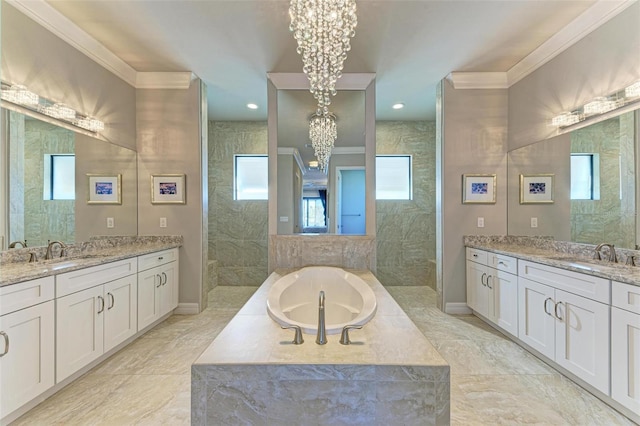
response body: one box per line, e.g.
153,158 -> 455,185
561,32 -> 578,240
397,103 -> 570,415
465,248 -> 518,336
518,260 -> 610,394
0,277 -> 55,417
56,258 -> 138,382
137,248 -> 179,331
611,281 -> 640,413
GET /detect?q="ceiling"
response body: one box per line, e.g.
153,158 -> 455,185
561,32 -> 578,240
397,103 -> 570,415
39,0 -> 605,122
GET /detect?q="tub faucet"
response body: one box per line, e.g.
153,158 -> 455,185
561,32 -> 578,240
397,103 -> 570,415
316,291 -> 327,345
594,243 -> 617,263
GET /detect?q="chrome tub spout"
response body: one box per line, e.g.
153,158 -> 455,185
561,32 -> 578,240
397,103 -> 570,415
316,291 -> 327,345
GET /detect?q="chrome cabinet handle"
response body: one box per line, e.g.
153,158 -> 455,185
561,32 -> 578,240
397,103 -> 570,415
481,273 -> 487,287
107,292 -> 115,310
156,274 -> 162,288
473,253 -> 478,258
554,301 -> 565,321
97,296 -> 105,314
543,297 -> 554,316
486,275 -> 493,289
161,272 -> 167,286
498,261 -> 506,266
0,331 -> 9,357
158,256 -> 164,261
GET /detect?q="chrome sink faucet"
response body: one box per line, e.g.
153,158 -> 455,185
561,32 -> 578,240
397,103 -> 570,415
45,240 -> 68,260
594,243 -> 617,263
316,291 -> 327,345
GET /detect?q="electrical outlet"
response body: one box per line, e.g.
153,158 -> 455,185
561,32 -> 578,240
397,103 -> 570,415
477,217 -> 485,228
279,216 -> 289,222
531,217 -> 538,228
160,217 -> 167,228
106,217 -> 114,228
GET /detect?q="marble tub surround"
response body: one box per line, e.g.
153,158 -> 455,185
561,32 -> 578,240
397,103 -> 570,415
192,269 -> 450,425
464,235 -> 640,287
269,234 -> 376,273
0,235 -> 183,286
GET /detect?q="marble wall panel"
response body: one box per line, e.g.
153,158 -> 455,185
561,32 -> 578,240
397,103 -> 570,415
376,121 -> 436,288
208,121 -> 269,288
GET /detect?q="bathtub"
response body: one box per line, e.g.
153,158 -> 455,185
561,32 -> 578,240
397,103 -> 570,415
266,266 -> 377,335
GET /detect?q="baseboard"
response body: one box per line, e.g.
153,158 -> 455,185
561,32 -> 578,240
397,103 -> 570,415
445,303 -> 472,315
174,303 -> 200,315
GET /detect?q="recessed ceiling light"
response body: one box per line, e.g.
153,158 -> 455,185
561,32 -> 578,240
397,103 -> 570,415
247,103 -> 258,110
392,103 -> 404,110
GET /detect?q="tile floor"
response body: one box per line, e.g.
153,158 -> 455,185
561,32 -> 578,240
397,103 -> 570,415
13,286 -> 635,425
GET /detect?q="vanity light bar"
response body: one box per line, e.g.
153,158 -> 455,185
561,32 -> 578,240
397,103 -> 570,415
551,80 -> 640,129
0,82 -> 105,133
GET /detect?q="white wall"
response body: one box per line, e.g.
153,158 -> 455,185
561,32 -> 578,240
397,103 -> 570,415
439,79 -> 509,309
509,1 -> 640,150
136,81 -> 207,310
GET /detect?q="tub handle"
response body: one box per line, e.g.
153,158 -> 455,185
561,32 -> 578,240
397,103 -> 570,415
281,325 -> 304,345
339,325 -> 363,345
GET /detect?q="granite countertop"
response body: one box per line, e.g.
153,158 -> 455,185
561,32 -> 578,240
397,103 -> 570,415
464,235 -> 640,287
0,236 -> 183,287
194,269 -> 449,367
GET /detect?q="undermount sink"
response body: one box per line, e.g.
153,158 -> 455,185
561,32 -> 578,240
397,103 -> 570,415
546,255 -> 623,271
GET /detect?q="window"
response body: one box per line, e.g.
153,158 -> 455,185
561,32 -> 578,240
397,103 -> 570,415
303,197 -> 326,227
44,154 -> 75,200
570,153 -> 600,200
234,155 -> 268,200
375,155 -> 412,200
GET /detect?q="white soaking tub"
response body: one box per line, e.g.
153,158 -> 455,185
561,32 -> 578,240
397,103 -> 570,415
266,266 -> 377,335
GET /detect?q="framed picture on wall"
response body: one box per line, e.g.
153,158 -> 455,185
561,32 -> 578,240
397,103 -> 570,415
151,174 -> 186,204
462,174 -> 496,204
87,174 -> 122,204
520,174 -> 554,204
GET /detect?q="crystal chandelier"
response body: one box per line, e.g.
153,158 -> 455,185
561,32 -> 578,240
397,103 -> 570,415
309,113 -> 337,172
289,0 -> 357,116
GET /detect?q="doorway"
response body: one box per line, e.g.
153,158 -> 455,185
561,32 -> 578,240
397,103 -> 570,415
335,167 -> 365,234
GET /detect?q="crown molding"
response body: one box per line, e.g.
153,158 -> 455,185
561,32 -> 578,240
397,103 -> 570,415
446,72 -> 509,89
268,73 -> 376,90
7,0 -> 138,86
332,146 -> 366,155
506,0 -> 637,86
136,72 -> 194,89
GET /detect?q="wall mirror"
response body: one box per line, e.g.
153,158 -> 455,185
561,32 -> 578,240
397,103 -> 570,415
276,89 -> 366,235
267,73 -> 376,237
508,109 -> 639,249
1,108 -> 138,250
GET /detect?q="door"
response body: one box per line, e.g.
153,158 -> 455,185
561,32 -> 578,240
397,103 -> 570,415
518,277 -> 555,359
612,307 -> 640,413
491,270 -> 518,336
159,263 -> 177,315
104,275 -> 137,352
0,301 -> 55,415
336,168 -> 365,234
138,267 -> 161,331
56,286 -> 105,382
554,290 -> 610,394
466,260 -> 485,312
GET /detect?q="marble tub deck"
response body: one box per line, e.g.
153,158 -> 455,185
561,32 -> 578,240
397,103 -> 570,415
191,270 -> 450,425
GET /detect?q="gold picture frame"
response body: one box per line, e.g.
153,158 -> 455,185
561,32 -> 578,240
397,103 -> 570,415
462,174 -> 496,204
87,174 -> 122,204
520,174 -> 554,204
151,174 -> 186,204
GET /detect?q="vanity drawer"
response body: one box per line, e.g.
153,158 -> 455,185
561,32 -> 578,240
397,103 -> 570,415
138,248 -> 178,272
56,258 -> 137,298
0,276 -> 55,316
518,260 -> 610,303
612,281 -> 640,315
466,248 -> 488,264
488,253 -> 517,275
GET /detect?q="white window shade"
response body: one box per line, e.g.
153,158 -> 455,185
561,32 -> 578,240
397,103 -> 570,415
234,155 -> 268,200
376,155 -> 412,200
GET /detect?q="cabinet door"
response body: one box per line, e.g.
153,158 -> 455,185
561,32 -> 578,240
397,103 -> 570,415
159,262 -> 178,315
56,286 -> 105,382
554,289 -> 610,394
490,270 -> 518,336
466,261 -> 487,314
137,268 -> 161,331
0,301 -> 55,416
518,277 -> 555,359
104,275 -> 137,352
611,307 -> 640,413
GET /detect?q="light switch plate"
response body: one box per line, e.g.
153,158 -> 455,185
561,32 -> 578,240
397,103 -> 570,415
477,217 -> 485,228
160,217 -> 167,228
106,217 -> 114,228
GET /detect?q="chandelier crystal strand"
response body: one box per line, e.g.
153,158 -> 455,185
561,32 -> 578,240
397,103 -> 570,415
309,113 -> 337,173
290,0 -> 357,114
